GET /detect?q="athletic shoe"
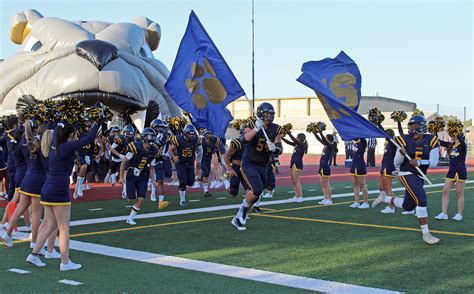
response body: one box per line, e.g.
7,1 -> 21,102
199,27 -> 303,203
349,202 -> 360,208
381,206 -> 395,214
45,248 -> 61,259
60,259 -> 82,271
179,201 -> 187,207
150,193 -> 157,202
253,206 -> 263,213
191,182 -> 200,189
171,180 -> 180,187
422,232 -> 440,245
231,217 -> 247,231
73,188 -> 79,199
2,232 -> 13,247
452,213 -> 463,221
318,200 -> 326,204
126,218 -> 136,225
434,212 -> 448,220
371,191 -> 386,208
77,187 -> 83,197
262,193 -> 273,199
210,181 -> 217,189
289,196 -> 303,203
358,203 -> 370,209
402,210 -> 415,215
215,181 -> 223,189
204,192 -> 213,198
85,183 -> 91,190
158,201 -> 169,210
0,222 -> 8,231
323,199 -> 333,205
26,254 -> 46,267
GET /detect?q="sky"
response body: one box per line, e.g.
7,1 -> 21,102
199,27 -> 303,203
0,0 -> 472,120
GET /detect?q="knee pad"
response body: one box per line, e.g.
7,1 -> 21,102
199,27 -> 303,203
415,206 -> 428,218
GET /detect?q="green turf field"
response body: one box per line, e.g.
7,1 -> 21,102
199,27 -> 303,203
1,173 -> 473,293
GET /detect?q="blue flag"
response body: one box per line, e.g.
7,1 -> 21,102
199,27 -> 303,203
165,11 -> 246,137
297,51 -> 388,141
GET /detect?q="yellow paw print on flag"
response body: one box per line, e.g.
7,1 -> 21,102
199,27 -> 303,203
185,58 -> 227,109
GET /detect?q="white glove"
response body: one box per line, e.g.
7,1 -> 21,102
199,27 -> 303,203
85,156 -> 91,165
254,118 -> 264,131
267,141 -> 276,152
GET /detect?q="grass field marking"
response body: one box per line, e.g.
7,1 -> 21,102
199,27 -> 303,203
259,207 -> 278,211
254,214 -> 474,237
58,279 -> 83,286
65,239 -> 401,293
7,268 -> 30,274
88,208 -> 103,211
69,181 -> 469,228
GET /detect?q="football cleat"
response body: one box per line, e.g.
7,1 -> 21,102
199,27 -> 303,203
126,218 -> 136,225
381,206 -> 395,214
231,218 -> 247,231
204,192 -> 213,198
422,232 -> 440,245
252,206 -> 263,213
179,201 -> 187,207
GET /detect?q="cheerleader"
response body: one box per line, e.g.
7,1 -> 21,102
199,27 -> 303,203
350,138 -> 369,208
0,125 -> 7,199
2,123 -> 59,257
435,132 -> 467,221
378,129 -> 397,214
313,131 -> 334,205
282,133 -> 307,202
27,121 -> 100,270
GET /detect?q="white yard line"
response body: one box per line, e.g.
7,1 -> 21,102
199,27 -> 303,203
58,279 -> 83,286
70,181 -> 468,227
7,268 -> 30,274
88,208 -> 103,211
67,240 -> 400,294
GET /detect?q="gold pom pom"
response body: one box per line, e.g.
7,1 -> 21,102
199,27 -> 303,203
281,123 -> 293,136
390,111 -> 407,123
368,107 -> 385,125
412,109 -> 424,117
447,119 -> 463,137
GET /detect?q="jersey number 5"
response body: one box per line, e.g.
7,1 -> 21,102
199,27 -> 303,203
256,138 -> 267,152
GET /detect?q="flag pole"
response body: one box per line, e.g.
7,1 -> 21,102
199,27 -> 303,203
251,0 -> 255,114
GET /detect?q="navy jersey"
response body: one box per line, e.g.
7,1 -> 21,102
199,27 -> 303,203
243,121 -> 282,164
112,134 -> 129,159
202,136 -> 220,161
440,136 -> 466,168
170,135 -> 201,164
395,134 -> 439,176
352,139 -> 367,164
79,131 -> 94,157
126,141 -> 158,173
229,138 -> 245,161
154,144 -> 167,163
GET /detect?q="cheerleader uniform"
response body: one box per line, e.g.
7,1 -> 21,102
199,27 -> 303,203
40,124 -> 99,205
380,139 -> 396,178
8,132 -> 28,192
318,137 -> 333,177
0,130 -> 7,172
440,135 -> 467,182
19,147 -> 47,198
350,138 -> 367,176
